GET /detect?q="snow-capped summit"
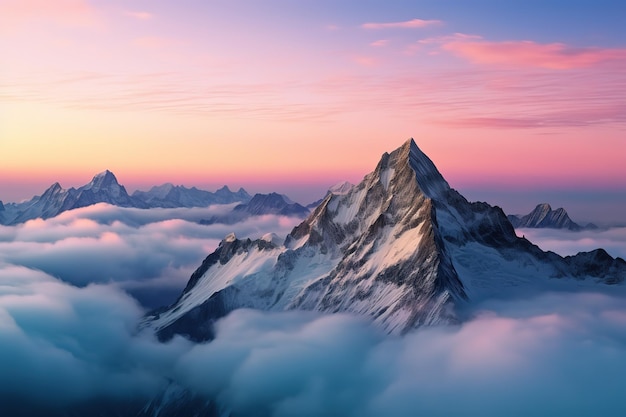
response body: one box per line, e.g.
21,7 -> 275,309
84,170 -> 122,194
59,170 -> 139,211
146,139 -> 626,342
1,170 -> 141,224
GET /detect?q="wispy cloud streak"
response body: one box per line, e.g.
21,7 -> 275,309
124,11 -> 154,20
443,39 -> 626,69
362,18 -> 442,30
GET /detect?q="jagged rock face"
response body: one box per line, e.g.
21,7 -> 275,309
286,141 -> 466,332
508,203 -> 582,230
146,139 -> 626,342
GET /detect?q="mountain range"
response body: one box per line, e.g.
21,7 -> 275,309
508,203 -> 597,230
0,171 -> 317,225
132,183 -> 251,208
146,139 -> 626,342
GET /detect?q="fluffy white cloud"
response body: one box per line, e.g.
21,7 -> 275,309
0,203 -> 303,308
0,266 -> 191,412
517,227 -> 626,259
2,205 -> 626,415
176,292 -> 626,417
2,263 -> 626,416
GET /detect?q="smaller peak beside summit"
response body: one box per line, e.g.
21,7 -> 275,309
43,182 -> 64,194
532,203 -> 553,213
216,185 -> 231,193
261,232 -> 284,246
328,181 -> 354,196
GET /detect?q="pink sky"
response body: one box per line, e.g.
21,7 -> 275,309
1,0 -> 625,220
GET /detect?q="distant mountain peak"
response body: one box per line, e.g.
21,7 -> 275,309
85,170 -> 121,193
508,203 -> 585,231
535,202 -> 552,211
43,182 -> 64,195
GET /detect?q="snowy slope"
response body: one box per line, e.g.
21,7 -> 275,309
146,139 -> 626,341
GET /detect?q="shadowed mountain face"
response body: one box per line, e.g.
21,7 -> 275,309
233,192 -> 310,216
507,203 -> 593,230
132,184 -> 250,208
146,139 -> 626,343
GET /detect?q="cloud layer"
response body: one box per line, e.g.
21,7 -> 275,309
2,206 -> 626,415
2,269 -> 626,416
516,227 -> 626,260
0,203 -> 302,308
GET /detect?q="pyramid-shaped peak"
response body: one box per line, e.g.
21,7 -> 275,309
84,170 -> 122,192
48,182 -> 63,192
387,138 -> 451,200
216,185 -> 231,192
90,170 -> 119,184
40,182 -> 65,199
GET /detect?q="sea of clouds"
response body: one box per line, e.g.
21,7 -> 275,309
0,203 -> 302,308
2,205 -> 626,416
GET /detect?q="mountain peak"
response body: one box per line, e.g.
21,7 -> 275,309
508,202 -> 583,230
374,138 -> 450,201
147,138 -> 625,342
93,169 -> 116,180
403,138 -> 451,199
532,203 -> 553,213
216,185 -> 231,193
86,170 -> 120,192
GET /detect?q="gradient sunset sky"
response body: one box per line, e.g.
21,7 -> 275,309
1,0 -> 625,222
